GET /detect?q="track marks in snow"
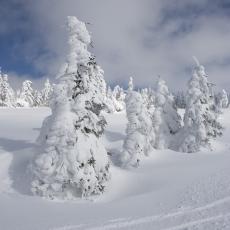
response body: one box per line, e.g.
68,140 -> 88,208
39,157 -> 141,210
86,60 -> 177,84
50,196 -> 230,230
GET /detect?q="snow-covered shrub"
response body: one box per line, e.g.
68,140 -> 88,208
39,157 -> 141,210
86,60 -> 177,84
31,16 -> 110,199
177,58 -> 222,153
153,77 -> 181,149
121,87 -> 154,167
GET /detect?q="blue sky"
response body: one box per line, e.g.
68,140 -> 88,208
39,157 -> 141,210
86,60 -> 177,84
1,0 -> 230,90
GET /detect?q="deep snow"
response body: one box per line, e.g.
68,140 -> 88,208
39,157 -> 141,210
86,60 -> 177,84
0,108 -> 230,230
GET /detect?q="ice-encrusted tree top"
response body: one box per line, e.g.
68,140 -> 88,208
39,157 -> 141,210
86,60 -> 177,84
65,16 -> 91,74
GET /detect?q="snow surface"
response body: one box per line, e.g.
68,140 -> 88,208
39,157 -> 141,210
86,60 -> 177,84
0,107 -> 230,229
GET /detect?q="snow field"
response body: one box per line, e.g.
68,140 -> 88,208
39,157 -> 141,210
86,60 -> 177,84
0,108 -> 230,229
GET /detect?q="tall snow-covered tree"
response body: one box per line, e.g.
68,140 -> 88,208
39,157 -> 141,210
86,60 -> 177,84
41,79 -> 53,106
177,58 -> 222,153
121,83 -> 154,167
0,71 -> 15,107
31,16 -> 110,199
153,77 -> 181,149
17,80 -> 34,107
177,73 -> 207,152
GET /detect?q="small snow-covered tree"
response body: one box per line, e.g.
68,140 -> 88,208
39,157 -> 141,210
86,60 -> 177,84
141,88 -> 155,112
0,71 -> 15,107
104,86 -> 116,113
128,77 -> 134,91
17,80 -> 34,107
31,16 -> 110,199
112,85 -> 126,111
41,79 -> 53,106
153,77 -> 181,149
218,89 -> 229,109
104,84 -> 126,113
33,90 -> 43,107
121,84 -> 154,167
177,58 -> 222,153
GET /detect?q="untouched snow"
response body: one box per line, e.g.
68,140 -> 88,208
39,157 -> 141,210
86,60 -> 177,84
0,108 -> 230,229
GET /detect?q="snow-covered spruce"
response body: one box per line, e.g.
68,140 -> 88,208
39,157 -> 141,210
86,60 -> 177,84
217,89 -> 229,109
41,79 -> 53,106
104,85 -> 126,113
33,90 -> 43,107
177,58 -> 222,153
104,86 -> 116,113
112,85 -> 126,112
152,77 -> 181,149
17,80 -> 34,107
128,76 -> 134,91
0,70 -> 15,107
121,85 -> 154,167
31,16 -> 110,199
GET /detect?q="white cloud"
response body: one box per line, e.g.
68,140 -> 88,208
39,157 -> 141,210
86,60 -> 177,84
5,0 -> 230,91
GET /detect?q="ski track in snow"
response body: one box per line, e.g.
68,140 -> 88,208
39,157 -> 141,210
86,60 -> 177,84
50,195 -> 230,230
50,185 -> 230,230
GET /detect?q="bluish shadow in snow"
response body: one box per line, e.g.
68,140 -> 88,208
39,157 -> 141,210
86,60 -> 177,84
105,130 -> 125,142
0,138 -> 37,196
33,127 -> 41,132
0,138 -> 35,152
107,148 -> 123,167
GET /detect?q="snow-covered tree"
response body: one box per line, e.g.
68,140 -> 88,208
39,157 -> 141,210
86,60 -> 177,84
0,71 -> 15,107
41,79 -> 53,106
121,84 -> 154,167
153,77 -> 181,149
17,80 -> 34,107
31,16 -> 110,199
177,58 -> 222,153
177,73 -> 207,152
104,86 -> 116,113
112,85 -> 126,111
104,84 -> 126,113
33,90 -> 43,107
174,91 -> 186,109
218,89 -> 229,109
128,77 -> 134,91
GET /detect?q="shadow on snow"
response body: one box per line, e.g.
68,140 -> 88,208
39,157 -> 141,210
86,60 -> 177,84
0,138 -> 37,196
